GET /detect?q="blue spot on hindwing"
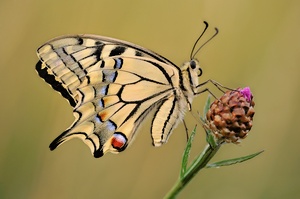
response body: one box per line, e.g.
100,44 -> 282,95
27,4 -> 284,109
98,98 -> 104,108
103,70 -> 117,83
95,115 -> 102,123
99,85 -> 108,96
114,58 -> 123,69
107,120 -> 117,132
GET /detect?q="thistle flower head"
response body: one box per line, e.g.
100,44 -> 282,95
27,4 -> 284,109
206,87 -> 255,144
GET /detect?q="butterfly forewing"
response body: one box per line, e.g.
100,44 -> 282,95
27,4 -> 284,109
36,34 -> 197,158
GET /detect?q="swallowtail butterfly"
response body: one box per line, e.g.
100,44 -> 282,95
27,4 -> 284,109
36,21 -> 218,158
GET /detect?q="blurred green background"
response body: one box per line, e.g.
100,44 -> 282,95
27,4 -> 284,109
1,0 -> 300,198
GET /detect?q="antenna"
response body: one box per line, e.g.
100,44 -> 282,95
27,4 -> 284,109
190,21 -> 219,59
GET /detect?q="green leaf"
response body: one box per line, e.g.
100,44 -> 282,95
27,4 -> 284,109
200,95 -> 211,123
201,95 -> 218,148
205,128 -> 217,149
206,150 -> 264,168
180,126 -> 197,178
203,95 -> 211,118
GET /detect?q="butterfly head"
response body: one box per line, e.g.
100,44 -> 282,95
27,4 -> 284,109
190,59 -> 202,77
180,59 -> 202,89
183,59 -> 202,77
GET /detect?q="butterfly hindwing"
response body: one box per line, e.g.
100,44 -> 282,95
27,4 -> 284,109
49,57 -> 181,157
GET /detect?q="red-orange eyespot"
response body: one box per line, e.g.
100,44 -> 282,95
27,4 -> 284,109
111,133 -> 127,150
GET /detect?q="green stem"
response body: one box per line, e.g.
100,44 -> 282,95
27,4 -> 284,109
164,144 -> 221,199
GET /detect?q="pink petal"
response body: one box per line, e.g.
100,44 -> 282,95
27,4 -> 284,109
240,87 -> 252,102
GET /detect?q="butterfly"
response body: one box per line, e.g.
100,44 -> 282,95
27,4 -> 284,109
36,21 -> 218,158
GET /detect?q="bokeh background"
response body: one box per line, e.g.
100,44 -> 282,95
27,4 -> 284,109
1,0 -> 300,198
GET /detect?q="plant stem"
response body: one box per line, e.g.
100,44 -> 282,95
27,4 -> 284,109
164,144 -> 221,199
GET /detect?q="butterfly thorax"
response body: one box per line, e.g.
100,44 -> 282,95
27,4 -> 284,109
179,59 -> 200,110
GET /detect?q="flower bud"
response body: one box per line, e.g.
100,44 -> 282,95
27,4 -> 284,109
206,87 -> 255,143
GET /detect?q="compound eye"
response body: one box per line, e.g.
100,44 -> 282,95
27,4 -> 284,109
190,60 -> 196,69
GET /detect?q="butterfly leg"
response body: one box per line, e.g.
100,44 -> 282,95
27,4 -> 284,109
195,79 -> 234,98
196,79 -> 233,92
182,119 -> 189,142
